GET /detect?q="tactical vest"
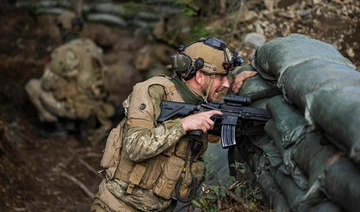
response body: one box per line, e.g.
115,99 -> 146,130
49,38 -> 105,119
100,75 -> 207,201
49,38 -> 104,95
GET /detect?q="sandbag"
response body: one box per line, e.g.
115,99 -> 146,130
290,166 -> 308,191
265,119 -> 308,190
293,132 -> 339,186
256,169 -> 290,212
305,86 -> 360,164
298,201 -> 342,212
261,140 -> 282,167
264,119 -> 291,168
236,68 -> 282,101
266,95 -> 308,148
302,180 -> 326,205
251,33 -> 356,83
235,135 -> 268,175
319,157 -> 360,212
282,59 -> 360,110
271,168 -> 307,211
250,97 -> 273,109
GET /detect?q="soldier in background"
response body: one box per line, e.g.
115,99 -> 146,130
133,13 -> 194,80
25,11 -> 114,145
134,42 -> 175,80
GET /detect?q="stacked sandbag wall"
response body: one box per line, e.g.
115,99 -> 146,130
235,34 -> 360,212
15,0 -> 179,28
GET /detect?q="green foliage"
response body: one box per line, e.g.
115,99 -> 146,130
16,3 -> 39,18
28,5 -> 39,18
190,23 -> 212,41
192,195 -> 218,212
194,158 -> 269,212
230,161 -> 246,175
120,2 -> 151,18
174,0 -> 199,17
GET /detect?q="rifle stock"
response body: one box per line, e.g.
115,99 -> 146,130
158,93 -> 272,148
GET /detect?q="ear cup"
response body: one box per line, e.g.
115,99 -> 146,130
183,57 -> 205,80
170,53 -> 192,75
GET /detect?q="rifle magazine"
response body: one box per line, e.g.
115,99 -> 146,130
221,125 -> 236,148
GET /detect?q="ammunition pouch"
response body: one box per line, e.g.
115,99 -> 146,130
153,155 -> 184,199
100,120 -> 125,179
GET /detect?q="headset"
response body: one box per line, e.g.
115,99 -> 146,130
170,37 -> 244,80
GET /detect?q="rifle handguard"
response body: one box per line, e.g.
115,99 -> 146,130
157,93 -> 272,149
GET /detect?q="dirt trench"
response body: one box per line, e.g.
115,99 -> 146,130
1,0 -> 359,211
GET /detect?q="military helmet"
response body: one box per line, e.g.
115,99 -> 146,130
171,37 -> 244,80
55,11 -> 83,31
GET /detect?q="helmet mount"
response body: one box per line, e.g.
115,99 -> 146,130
171,37 -> 244,80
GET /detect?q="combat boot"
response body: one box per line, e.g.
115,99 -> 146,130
38,120 -> 67,140
77,120 -> 91,146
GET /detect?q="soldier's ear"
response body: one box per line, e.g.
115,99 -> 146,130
195,70 -> 205,85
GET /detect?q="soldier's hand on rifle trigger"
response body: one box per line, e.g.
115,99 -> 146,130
231,70 -> 257,93
181,110 -> 223,133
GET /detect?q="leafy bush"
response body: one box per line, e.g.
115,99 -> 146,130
193,158 -> 271,212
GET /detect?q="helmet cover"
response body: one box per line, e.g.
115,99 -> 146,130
171,37 -> 243,79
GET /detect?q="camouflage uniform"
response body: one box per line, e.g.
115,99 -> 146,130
25,11 -> 114,144
91,37 -> 243,211
91,75 -> 208,211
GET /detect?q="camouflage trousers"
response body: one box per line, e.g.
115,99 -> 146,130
91,180 -> 138,212
91,179 -> 176,212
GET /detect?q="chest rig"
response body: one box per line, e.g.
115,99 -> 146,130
100,75 -> 208,202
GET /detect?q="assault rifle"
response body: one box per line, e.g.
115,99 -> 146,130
157,93 -> 272,148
